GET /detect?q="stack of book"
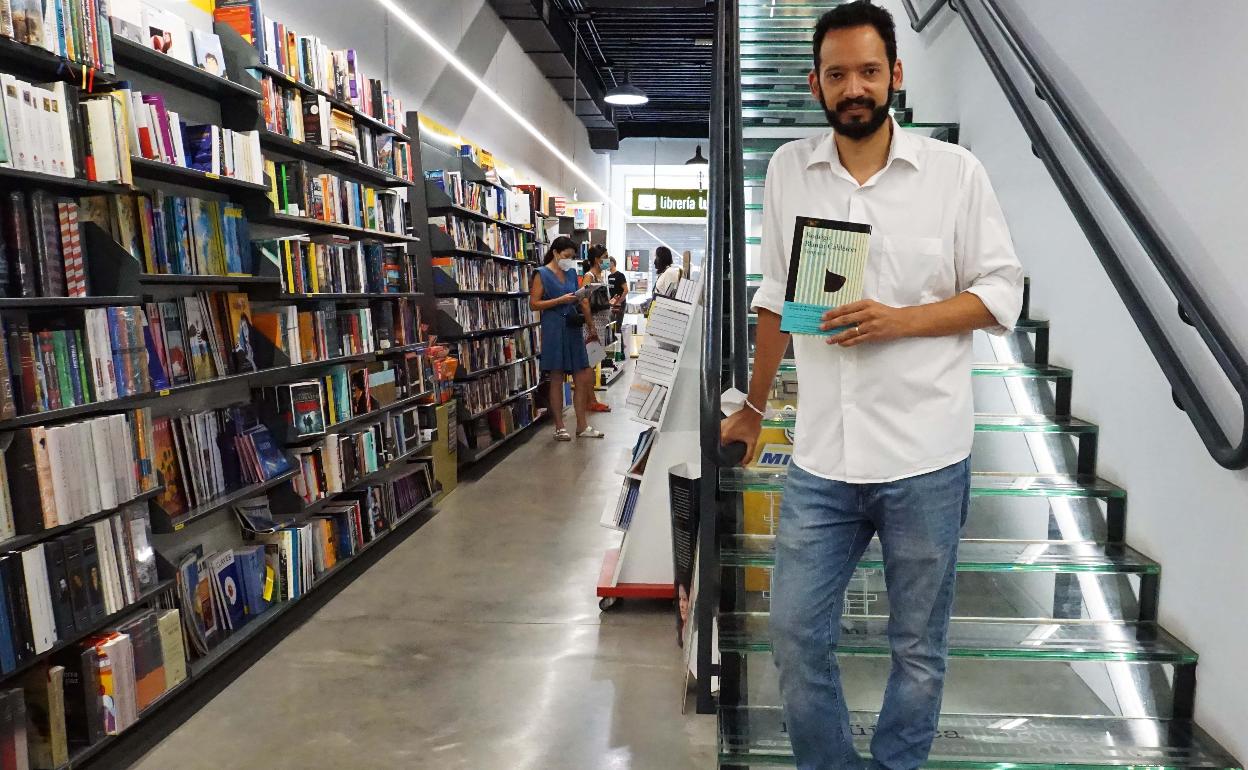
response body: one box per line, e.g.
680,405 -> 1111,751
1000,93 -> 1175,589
151,403 -> 291,519
431,255 -> 528,294
1,191 -> 87,298
637,344 -> 679,385
2,0 -> 115,72
263,239 -> 411,296
289,425 -> 384,503
436,296 -> 535,333
0,606 -> 187,762
426,171 -> 532,227
81,191 -> 253,277
176,545 -> 270,657
271,160 -> 406,234
454,362 -> 538,417
261,358 -> 403,439
142,292 -> 261,387
429,214 -> 531,259
2,409 -> 157,537
455,328 -> 538,375
119,87 -> 265,184
645,295 -> 694,348
629,382 -> 669,423
459,395 -> 538,450
225,14 -> 406,132
0,78 -> 85,179
0,501 -> 160,671
250,303 -> 375,367
600,478 -> 641,531
369,298 -> 422,352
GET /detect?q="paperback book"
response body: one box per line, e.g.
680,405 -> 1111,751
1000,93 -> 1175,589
779,217 -> 872,336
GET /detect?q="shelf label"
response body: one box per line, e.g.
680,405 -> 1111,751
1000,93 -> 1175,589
205,172 -> 220,180
173,522 -> 185,531
159,389 -> 171,396
263,566 -> 275,601
291,137 -> 303,144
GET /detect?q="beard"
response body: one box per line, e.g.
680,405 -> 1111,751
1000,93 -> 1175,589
818,84 -> 894,140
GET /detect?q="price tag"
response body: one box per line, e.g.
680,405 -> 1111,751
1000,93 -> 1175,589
263,566 -> 275,601
205,172 -> 220,180
173,522 -> 185,531
291,137 -> 303,144
159,389 -> 171,397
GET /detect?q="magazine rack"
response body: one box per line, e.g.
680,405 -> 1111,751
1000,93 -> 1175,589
597,282 -> 702,608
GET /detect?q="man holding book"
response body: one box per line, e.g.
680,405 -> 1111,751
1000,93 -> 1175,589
720,3 -> 1024,769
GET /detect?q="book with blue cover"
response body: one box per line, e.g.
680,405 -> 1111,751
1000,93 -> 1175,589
780,217 -> 872,336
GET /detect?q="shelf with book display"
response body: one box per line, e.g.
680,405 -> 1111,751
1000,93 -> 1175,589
430,247 -> 532,265
111,30 -> 263,103
0,32 -> 119,88
456,355 -> 539,382
0,348 -> 380,432
277,291 -> 424,302
137,273 -> 283,287
152,468 -> 301,535
458,406 -> 551,464
290,438 -> 435,521
128,158 -> 273,196
0,166 -> 130,196
56,669 -> 194,770
438,322 -> 540,341
259,212 -> 419,244
247,63 -> 407,140
435,290 -> 530,298
257,131 -> 414,189
463,384 -> 542,421
0,295 -> 145,310
185,492 -> 437,682
0,577 -> 176,689
426,202 -> 535,234
278,390 -> 431,446
0,487 -> 163,556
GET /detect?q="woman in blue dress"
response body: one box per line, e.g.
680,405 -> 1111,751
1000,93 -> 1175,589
529,236 -> 605,441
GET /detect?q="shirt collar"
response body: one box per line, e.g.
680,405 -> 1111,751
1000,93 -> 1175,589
806,117 -> 921,176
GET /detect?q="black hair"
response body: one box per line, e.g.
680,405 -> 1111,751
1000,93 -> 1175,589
587,244 -> 608,262
812,1 -> 897,71
543,235 -> 578,265
654,245 -> 673,272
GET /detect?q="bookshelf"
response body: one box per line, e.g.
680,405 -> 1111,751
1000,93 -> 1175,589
0,10 -> 443,766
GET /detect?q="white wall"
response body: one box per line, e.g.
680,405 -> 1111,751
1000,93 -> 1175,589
876,0 -> 1248,754
254,0 -> 609,196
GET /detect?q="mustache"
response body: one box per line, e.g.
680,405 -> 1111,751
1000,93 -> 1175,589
834,96 -> 877,112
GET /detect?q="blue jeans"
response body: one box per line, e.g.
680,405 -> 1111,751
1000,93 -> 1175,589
770,459 -> 970,770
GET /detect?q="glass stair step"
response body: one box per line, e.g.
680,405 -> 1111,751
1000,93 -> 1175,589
718,614 -> 1197,662
720,467 -> 1126,498
719,706 -> 1241,768
720,536 -> 1156,573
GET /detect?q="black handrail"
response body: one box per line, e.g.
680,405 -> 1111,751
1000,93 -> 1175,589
900,0 -> 951,32
956,0 -> 1248,469
694,0 -> 730,715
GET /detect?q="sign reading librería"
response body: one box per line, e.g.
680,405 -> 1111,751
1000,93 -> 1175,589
631,188 -> 708,218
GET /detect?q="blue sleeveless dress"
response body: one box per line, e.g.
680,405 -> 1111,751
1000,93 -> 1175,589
538,265 -> 590,373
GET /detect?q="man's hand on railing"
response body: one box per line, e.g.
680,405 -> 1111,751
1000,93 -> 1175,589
721,407 -> 763,467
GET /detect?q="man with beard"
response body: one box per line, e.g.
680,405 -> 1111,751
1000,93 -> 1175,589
720,2 -> 1024,769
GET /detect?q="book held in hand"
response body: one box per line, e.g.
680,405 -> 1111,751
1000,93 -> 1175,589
780,217 -> 872,336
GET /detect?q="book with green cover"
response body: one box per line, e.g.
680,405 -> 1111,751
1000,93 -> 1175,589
780,216 -> 872,336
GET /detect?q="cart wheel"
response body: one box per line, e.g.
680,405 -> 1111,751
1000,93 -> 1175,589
599,597 -> 620,611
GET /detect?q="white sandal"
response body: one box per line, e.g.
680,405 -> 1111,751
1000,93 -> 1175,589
577,427 -> 606,439
554,428 -> 572,442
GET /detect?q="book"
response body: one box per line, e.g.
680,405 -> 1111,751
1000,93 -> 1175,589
779,217 -> 872,335
192,29 -> 226,77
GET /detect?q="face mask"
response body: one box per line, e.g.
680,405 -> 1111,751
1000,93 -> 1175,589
599,260 -> 610,270
558,258 -> 579,271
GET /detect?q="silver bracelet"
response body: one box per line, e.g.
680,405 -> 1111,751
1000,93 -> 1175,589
742,399 -> 766,418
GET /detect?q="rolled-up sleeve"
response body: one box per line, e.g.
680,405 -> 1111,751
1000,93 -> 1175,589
749,150 -> 788,317
956,159 -> 1024,334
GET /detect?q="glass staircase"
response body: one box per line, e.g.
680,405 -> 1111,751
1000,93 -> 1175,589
711,1 -> 1242,767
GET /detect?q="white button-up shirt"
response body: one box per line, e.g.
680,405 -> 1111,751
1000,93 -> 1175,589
752,120 -> 1025,483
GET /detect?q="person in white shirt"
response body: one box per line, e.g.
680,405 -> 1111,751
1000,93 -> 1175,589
719,3 -> 1024,769
653,246 -> 684,297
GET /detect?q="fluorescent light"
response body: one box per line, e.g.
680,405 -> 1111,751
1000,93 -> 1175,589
374,0 -> 611,203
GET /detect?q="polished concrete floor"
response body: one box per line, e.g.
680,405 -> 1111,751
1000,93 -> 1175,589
133,375 -> 718,769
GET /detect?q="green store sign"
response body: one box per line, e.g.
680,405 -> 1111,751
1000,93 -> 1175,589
631,187 -> 708,218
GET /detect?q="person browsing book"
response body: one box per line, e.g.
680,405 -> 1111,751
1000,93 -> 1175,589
607,256 -> 629,333
530,236 -> 605,441
653,246 -> 683,297
719,4 -> 1024,769
582,245 -> 613,413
